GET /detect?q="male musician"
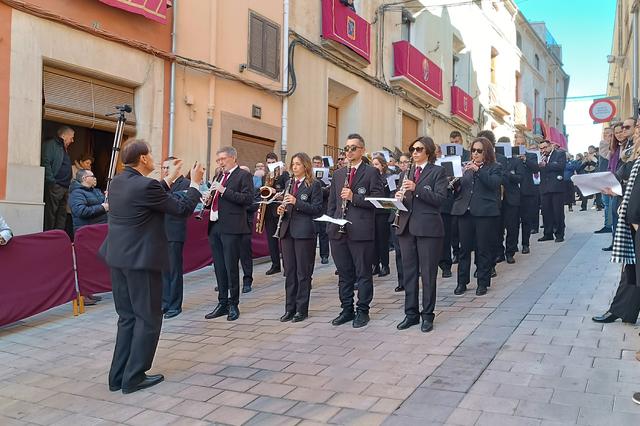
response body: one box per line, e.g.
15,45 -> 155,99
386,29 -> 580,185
312,155 -> 330,264
496,137 -> 523,264
240,165 -> 260,293
327,133 -> 384,328
515,134 -> 539,254
205,147 -> 254,321
99,139 -> 203,394
263,152 -> 290,275
537,140 -> 567,242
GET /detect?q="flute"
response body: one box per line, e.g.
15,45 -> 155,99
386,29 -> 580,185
392,157 -> 414,228
273,177 -> 294,239
195,172 -> 223,220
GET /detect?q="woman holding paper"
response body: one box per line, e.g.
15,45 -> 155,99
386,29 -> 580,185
276,153 -> 323,323
450,137 -> 503,296
394,137 -> 448,332
371,155 -> 392,277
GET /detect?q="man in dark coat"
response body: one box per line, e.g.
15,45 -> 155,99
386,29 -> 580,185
537,140 -> 567,242
41,126 -> 75,230
69,169 -> 108,231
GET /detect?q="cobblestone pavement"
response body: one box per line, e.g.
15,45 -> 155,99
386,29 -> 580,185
1,209 -> 639,425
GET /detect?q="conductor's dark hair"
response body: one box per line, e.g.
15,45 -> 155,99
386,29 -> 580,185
121,139 -> 150,166
347,133 -> 365,146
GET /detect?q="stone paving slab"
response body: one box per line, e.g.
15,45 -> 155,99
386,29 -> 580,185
0,210 -> 638,425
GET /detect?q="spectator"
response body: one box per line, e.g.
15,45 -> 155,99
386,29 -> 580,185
41,126 -> 75,230
72,154 -> 94,179
0,214 -> 13,246
253,162 -> 265,189
69,169 -> 108,231
595,127 -> 613,233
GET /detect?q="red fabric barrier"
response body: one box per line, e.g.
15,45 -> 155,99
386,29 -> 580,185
183,216 -> 212,273
74,224 -> 111,295
0,230 -> 76,327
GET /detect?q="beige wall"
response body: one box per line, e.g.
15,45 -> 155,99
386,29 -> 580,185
607,0 -> 636,119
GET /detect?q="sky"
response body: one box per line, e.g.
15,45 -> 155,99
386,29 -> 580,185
517,0 -> 616,154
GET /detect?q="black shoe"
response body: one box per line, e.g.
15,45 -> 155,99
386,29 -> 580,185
372,265 -> 381,275
334,270 -> 339,275
491,267 -> 497,278
555,237 -> 564,242
331,310 -> 355,326
292,312 -> 308,323
568,206 -> 573,212
163,309 -> 181,319
495,255 -> 505,264
109,384 -> 121,392
122,374 -> 164,394
602,245 -> 613,252
352,311 -> 370,328
633,392 -> 640,405
204,304 -> 228,319
421,319 -> 434,333
521,246 -> 530,254
452,255 -> 459,264
378,266 -> 390,277
538,235 -> 554,242
266,266 -> 281,275
476,286 -> 488,296
442,269 -> 452,278
280,312 -> 295,322
215,286 -> 218,291
594,227 -> 612,234
394,286 -> 404,292
454,284 -> 467,295
227,305 -> 240,321
506,255 -> 515,264
242,285 -> 252,294
592,312 -> 619,323
397,316 -> 419,330
321,257 -> 329,264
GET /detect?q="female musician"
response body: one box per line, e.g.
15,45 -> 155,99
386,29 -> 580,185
371,155 -> 392,277
450,137 -> 502,296
277,153 -> 323,323
394,137 -> 448,332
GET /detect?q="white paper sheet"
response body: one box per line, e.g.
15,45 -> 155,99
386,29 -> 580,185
267,161 -> 285,173
313,215 -> 351,226
436,155 -> 463,177
387,175 -> 397,192
441,143 -> 463,157
313,167 -> 331,184
365,197 -> 408,211
571,172 -> 622,197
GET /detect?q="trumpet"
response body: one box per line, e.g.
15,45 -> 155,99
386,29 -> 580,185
338,158 -> 351,234
273,177 -> 294,239
392,157 -> 414,228
195,171 -> 223,220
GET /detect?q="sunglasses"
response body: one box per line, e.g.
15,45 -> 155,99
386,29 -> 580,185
409,146 -> 425,153
623,125 -> 633,130
344,145 -> 361,153
471,148 -> 484,154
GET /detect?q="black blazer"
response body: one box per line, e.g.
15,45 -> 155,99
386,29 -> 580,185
165,176 -> 192,242
539,149 -> 566,194
502,156 -> 523,207
451,162 -> 503,217
395,163 -> 448,237
99,167 -> 200,271
626,162 -> 640,224
317,178 -> 330,214
376,172 -> 392,216
279,179 -> 323,239
208,167 -> 254,234
326,163 -> 384,241
519,153 -> 540,196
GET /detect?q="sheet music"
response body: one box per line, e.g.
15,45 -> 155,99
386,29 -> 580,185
571,172 -> 622,197
313,215 -> 351,226
365,197 -> 408,212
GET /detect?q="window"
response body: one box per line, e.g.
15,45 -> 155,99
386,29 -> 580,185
401,8 -> 414,42
453,55 -> 460,85
516,31 -> 522,50
248,11 -> 280,80
534,54 -> 540,71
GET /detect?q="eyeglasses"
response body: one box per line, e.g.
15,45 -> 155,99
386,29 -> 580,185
623,125 -> 633,130
161,166 -> 170,170
409,146 -> 425,153
344,145 -> 360,153
471,148 -> 484,154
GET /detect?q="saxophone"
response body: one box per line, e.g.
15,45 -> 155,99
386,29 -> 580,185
338,159 -> 351,234
392,156 -> 414,228
255,167 -> 280,233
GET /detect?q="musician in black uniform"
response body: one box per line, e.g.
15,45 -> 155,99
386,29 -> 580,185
435,144 -> 455,279
498,140 -> 524,264
514,138 -> 540,255
100,140 -> 203,394
240,165 -> 260,294
537,140 -> 567,242
264,152 -> 289,275
312,155 -> 330,264
278,153 -> 323,323
371,155 -> 392,277
395,137 -> 448,332
451,137 -> 503,296
327,133 -> 384,328
204,146 -> 254,321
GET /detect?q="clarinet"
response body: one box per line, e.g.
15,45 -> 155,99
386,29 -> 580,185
273,177 -> 294,239
338,159 -> 351,234
195,172 -> 223,220
392,157 -> 414,228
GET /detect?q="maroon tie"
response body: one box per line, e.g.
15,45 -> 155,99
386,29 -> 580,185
414,166 -> 422,182
348,167 -> 356,186
211,172 -> 229,212
292,179 -> 301,195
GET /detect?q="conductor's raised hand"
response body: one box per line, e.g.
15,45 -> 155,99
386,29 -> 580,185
168,159 -> 184,183
191,161 -> 205,184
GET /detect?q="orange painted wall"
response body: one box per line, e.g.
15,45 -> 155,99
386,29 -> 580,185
0,4 -> 11,200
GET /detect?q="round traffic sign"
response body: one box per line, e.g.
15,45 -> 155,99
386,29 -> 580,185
589,99 -> 616,123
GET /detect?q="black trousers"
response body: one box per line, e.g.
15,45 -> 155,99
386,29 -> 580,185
282,236 -> 315,315
162,241 -> 184,313
609,264 -> 640,323
520,195 -> 537,247
330,238 -> 375,313
240,232 -> 253,287
109,267 -> 162,390
314,221 -> 330,259
209,224 -> 243,306
503,203 -> 520,256
451,215 -> 460,257
391,231 -> 404,286
373,214 -> 390,269
541,192 -> 565,238
439,213 -> 453,271
264,214 -> 281,268
399,233 -> 441,321
457,214 -> 498,289
44,183 -> 68,231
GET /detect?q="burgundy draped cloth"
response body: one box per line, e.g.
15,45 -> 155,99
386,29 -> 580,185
0,231 -> 76,327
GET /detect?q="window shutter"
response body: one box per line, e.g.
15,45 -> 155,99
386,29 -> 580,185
248,11 -> 280,81
263,21 -> 279,80
249,14 -> 264,72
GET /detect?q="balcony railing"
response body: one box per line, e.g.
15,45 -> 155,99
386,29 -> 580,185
514,102 -> 532,130
323,145 -> 342,164
321,0 -> 371,67
488,83 -> 510,117
451,86 -> 474,125
390,40 -> 443,107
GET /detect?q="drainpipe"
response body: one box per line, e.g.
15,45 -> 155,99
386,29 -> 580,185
168,0 -> 178,156
633,4 -> 639,118
280,0 -> 289,162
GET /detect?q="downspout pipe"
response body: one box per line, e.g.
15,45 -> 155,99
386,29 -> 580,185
169,0 -> 178,156
281,0 -> 289,162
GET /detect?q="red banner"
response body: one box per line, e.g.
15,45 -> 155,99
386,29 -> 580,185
451,86 -> 474,124
99,0 -> 168,24
321,0 -> 371,63
0,231 -> 76,327
393,40 -> 443,102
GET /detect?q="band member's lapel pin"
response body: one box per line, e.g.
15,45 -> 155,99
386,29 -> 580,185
300,194 -> 308,201
357,187 -> 366,195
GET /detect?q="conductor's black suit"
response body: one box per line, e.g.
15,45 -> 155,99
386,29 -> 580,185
539,148 -> 567,239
